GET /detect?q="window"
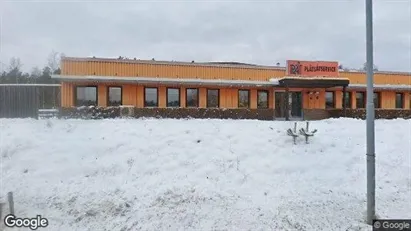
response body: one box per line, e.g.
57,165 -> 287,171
257,90 -> 268,109
207,89 -> 219,108
186,88 -> 199,107
325,91 -> 335,108
342,91 -> 352,108
107,87 -> 122,106
395,93 -> 404,109
409,93 -> 411,109
356,92 -> 365,108
167,88 -> 180,107
144,87 -> 158,107
373,92 -> 381,108
75,86 -> 97,106
238,90 -> 250,108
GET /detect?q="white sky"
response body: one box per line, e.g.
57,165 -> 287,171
1,0 -> 410,72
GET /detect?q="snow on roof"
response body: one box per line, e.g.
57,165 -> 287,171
269,78 -> 279,84
279,76 -> 350,81
348,84 -> 411,90
51,75 -> 411,90
62,57 -> 286,71
51,75 -> 278,87
0,84 -> 61,87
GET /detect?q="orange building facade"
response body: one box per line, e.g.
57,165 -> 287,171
52,57 -> 411,120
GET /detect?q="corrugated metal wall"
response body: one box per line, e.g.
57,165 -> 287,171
0,85 -> 61,118
0,86 -> 39,118
61,60 -> 285,81
59,59 -> 411,110
61,59 -> 411,85
339,71 -> 411,85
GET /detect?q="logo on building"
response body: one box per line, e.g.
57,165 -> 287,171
290,62 -> 302,75
286,60 -> 339,77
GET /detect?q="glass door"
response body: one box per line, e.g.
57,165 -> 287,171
291,92 -> 302,117
275,92 -> 286,118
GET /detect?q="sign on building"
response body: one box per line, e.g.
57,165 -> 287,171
286,60 -> 339,77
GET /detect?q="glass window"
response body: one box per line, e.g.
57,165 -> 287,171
76,86 -> 97,106
342,91 -> 352,109
395,93 -> 404,109
107,87 -> 122,106
238,90 -> 250,108
257,90 -> 268,109
167,88 -> 180,107
373,92 -> 381,108
356,92 -> 365,108
325,91 -> 335,109
186,88 -> 198,107
207,89 -> 219,108
144,87 -> 158,107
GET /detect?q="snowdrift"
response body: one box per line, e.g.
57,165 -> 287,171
0,118 -> 410,230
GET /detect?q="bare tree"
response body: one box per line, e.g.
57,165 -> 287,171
47,50 -> 60,74
9,57 -> 22,71
47,50 -> 66,74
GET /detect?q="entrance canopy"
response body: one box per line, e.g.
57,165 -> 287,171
278,77 -> 349,88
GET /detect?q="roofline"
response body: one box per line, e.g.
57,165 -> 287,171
51,74 -> 411,91
61,56 -> 411,76
61,57 -> 286,71
347,84 -> 411,91
0,84 -> 61,87
51,74 -> 278,87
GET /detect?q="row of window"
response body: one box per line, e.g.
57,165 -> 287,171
325,91 -> 407,109
76,86 -> 409,109
75,86 -> 270,108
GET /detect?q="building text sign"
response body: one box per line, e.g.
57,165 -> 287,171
286,60 -> 339,77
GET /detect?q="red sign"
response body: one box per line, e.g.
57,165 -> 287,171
286,60 -> 339,77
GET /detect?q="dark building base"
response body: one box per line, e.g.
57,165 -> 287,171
60,107 -> 276,120
303,109 -> 331,120
328,109 -> 411,120
58,107 -> 411,120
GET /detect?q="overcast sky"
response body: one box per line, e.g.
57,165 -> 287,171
1,0 -> 410,73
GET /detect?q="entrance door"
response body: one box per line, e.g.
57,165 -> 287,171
275,92 -> 286,118
275,91 -> 303,119
290,92 -> 302,117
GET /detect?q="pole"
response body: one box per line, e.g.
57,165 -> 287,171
365,0 -> 376,225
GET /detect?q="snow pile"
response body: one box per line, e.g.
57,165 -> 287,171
0,118 -> 410,230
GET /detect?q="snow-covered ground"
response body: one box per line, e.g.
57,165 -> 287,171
0,118 -> 410,231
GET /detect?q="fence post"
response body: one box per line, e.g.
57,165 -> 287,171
7,192 -> 14,215
0,202 -> 4,228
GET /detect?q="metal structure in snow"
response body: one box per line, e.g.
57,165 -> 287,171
299,121 -> 317,144
286,122 -> 299,144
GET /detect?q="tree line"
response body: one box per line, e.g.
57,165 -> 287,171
0,51 -> 64,84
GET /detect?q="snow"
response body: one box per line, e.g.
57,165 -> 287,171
38,109 -> 59,113
280,76 -> 350,81
0,118 -> 410,231
52,75 -> 276,87
269,78 -> 280,84
348,84 -> 411,90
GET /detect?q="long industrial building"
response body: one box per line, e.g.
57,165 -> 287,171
52,57 -> 411,120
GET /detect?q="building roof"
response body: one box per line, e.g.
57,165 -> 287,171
51,74 -> 411,91
62,56 -> 411,76
51,74 -> 277,87
62,57 -> 284,70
